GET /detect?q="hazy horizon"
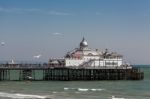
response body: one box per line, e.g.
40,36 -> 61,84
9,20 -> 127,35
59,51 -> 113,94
0,0 -> 150,65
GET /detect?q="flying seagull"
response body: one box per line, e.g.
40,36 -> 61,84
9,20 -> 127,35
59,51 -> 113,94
52,32 -> 63,35
26,76 -> 33,80
1,42 -> 5,46
33,55 -> 42,59
9,59 -> 15,64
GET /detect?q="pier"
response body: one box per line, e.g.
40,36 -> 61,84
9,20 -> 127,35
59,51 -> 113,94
0,64 -> 144,81
0,38 -> 144,81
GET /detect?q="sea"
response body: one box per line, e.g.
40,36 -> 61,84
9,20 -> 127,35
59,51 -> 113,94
0,66 -> 149,99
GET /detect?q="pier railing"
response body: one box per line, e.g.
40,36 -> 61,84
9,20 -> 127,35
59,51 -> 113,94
0,63 -> 132,69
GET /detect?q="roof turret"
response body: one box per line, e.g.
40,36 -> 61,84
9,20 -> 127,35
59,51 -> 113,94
80,37 -> 88,49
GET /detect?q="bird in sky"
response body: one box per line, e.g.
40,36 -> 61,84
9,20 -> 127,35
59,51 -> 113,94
9,59 -> 15,64
1,42 -> 5,46
33,55 -> 42,59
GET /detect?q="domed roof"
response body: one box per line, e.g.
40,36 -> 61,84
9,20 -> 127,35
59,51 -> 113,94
80,37 -> 88,48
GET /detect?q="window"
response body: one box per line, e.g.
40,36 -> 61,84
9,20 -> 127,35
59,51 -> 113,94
88,53 -> 93,56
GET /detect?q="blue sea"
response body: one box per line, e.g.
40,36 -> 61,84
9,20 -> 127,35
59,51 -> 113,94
0,66 -> 149,99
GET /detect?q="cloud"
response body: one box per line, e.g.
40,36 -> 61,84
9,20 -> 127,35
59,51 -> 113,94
48,11 -> 71,16
0,7 -> 23,14
0,6 -> 71,16
52,32 -> 63,36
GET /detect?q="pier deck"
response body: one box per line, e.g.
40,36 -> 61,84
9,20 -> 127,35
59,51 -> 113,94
0,64 -> 144,81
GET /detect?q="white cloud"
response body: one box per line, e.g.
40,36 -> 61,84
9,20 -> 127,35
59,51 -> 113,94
0,7 -> 23,14
24,8 -> 43,12
52,32 -> 63,36
48,11 -> 71,16
0,6 -> 71,16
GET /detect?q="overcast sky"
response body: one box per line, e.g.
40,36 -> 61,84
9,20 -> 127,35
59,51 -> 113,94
0,0 -> 150,64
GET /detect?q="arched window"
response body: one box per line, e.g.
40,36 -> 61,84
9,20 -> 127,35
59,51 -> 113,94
88,53 -> 93,56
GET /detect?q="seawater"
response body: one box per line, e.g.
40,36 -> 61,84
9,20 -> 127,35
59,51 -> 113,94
0,67 -> 149,99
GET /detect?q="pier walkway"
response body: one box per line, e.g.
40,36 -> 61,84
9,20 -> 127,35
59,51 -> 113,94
0,64 -> 144,81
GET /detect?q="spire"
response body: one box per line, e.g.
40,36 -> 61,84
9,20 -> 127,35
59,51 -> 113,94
82,37 -> 85,42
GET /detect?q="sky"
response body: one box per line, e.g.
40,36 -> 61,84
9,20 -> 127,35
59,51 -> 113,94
0,0 -> 150,64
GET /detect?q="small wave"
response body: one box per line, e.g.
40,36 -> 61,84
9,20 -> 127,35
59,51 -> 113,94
52,91 -> 58,94
64,87 -> 69,90
64,87 -> 76,90
112,96 -> 135,99
78,88 -> 89,92
90,88 -> 105,91
0,92 -> 51,99
64,87 -> 105,92
112,96 -> 125,99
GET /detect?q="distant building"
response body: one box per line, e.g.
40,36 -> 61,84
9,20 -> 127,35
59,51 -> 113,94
49,38 -> 131,68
